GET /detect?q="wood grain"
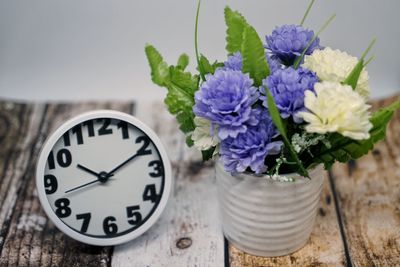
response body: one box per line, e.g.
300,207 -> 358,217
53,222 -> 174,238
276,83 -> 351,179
330,95 -> 400,267
0,95 -> 399,266
112,102 -> 225,267
0,101 -> 133,267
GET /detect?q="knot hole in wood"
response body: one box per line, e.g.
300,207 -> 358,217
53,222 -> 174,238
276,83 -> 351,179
176,237 -> 192,249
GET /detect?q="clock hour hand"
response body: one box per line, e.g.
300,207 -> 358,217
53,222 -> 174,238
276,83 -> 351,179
77,164 -> 114,181
77,164 -> 102,178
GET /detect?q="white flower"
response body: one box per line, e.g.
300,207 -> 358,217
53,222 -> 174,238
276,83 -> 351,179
302,47 -> 370,99
192,117 -> 219,150
298,81 -> 372,140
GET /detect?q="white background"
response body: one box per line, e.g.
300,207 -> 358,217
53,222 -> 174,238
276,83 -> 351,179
0,0 -> 399,104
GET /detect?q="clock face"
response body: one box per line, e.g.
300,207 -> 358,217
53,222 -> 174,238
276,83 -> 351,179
36,111 -> 172,246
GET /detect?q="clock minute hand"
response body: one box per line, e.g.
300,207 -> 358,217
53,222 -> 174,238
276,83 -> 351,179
107,153 -> 139,176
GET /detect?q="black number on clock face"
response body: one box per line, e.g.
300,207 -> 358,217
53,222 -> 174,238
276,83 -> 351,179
72,124 -> 84,145
45,117 -> 166,238
126,205 -> 142,225
97,118 -> 113,135
143,184 -> 159,203
63,132 -> 71,146
55,198 -> 71,218
103,216 -> 118,235
83,120 -> 95,137
117,121 -> 129,139
44,174 -> 58,194
48,149 -> 72,169
136,136 -> 152,155
76,213 -> 91,233
148,160 -> 164,177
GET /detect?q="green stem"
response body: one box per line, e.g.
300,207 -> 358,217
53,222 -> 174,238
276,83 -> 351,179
294,14 -> 336,69
195,0 -> 206,81
364,55 -> 375,67
300,0 -> 316,26
313,140 -> 354,159
360,38 -> 376,61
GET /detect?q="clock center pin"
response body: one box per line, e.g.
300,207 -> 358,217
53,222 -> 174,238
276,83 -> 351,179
99,171 -> 110,183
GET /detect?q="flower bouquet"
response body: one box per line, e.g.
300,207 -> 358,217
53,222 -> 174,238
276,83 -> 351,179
145,0 -> 400,256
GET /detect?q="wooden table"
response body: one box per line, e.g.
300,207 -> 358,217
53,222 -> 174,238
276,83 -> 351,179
0,95 -> 399,267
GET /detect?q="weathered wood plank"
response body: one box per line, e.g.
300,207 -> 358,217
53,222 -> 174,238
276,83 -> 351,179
0,101 -> 133,267
228,170 -> 345,267
112,102 -> 225,267
331,95 -> 400,266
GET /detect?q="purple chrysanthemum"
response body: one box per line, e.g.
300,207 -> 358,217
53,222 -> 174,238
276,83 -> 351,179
223,52 -> 282,72
265,25 -> 320,65
220,109 -> 283,174
223,52 -> 242,71
193,69 -> 260,139
266,54 -> 282,72
261,67 -> 318,123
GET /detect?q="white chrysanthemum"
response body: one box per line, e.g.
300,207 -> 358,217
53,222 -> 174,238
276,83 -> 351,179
192,117 -> 219,150
298,81 -> 372,140
302,47 -> 370,99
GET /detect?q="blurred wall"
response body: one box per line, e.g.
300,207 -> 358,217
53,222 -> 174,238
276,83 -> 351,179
0,0 -> 399,103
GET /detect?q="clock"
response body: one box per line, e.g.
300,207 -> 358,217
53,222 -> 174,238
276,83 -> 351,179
36,110 -> 172,246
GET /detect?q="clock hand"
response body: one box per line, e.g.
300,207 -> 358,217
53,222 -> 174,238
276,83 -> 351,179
77,164 -> 103,177
107,153 -> 139,176
67,151 -> 146,194
65,171 -> 114,194
65,179 -> 100,193
107,150 -> 148,176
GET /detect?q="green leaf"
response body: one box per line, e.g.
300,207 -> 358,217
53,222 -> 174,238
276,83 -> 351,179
241,25 -> 270,86
169,66 -> 199,97
343,38 -> 376,90
186,135 -> 194,147
198,54 -> 223,75
342,60 -> 364,89
265,88 -> 287,137
177,54 -> 189,70
348,99 -> 400,157
176,111 -> 195,133
265,88 -> 309,177
300,0 -> 316,26
145,44 -> 199,136
195,0 -> 206,81
224,6 -> 248,54
201,146 -> 215,161
145,44 -> 170,86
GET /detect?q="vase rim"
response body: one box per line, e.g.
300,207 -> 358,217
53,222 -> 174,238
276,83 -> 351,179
215,158 -> 323,184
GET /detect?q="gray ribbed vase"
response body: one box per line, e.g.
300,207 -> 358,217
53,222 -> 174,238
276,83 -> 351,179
215,160 -> 324,257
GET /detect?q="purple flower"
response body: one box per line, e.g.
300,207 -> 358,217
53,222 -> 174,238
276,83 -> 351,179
266,54 -> 282,72
265,25 -> 320,65
224,52 -> 282,72
223,52 -> 242,71
193,69 -> 260,139
261,67 -> 318,123
220,109 -> 283,174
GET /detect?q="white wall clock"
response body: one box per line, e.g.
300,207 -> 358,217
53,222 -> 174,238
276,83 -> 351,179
36,110 -> 172,246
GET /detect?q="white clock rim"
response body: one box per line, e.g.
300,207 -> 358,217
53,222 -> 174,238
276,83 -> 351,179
35,110 -> 173,246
